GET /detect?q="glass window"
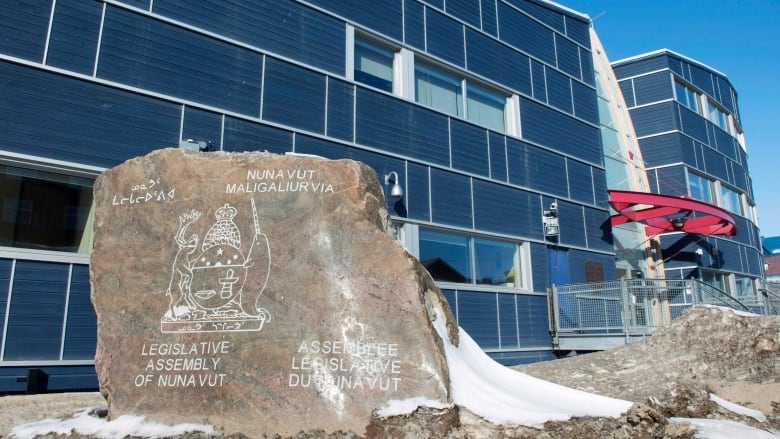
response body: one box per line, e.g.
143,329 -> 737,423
688,173 -> 713,203
354,37 -> 395,93
466,83 -> 505,133
735,277 -> 754,298
419,229 -> 524,288
707,100 -> 729,132
415,62 -> 463,118
474,238 -> 520,287
0,165 -> 94,253
675,80 -> 699,113
419,230 -> 472,283
720,185 -> 742,216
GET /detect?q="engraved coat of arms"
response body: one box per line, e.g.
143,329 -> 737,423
162,199 -> 271,332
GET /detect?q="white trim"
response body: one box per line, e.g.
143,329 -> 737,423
0,247 -> 90,264
59,264 -> 74,360
43,0 -> 57,65
345,25 -> 355,81
94,2 -> 107,78
0,259 -> 15,361
611,49 -> 728,78
0,151 -> 105,177
0,360 -> 95,367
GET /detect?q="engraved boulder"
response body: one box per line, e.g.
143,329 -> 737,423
90,148 -> 459,437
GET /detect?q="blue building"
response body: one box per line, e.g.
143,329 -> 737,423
0,0 -> 614,392
612,50 -> 763,300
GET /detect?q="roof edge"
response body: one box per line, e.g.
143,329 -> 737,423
611,49 -> 728,79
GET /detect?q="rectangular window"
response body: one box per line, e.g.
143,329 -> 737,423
474,238 -> 521,287
0,165 -> 94,253
688,172 -> 713,203
415,61 -> 507,132
735,277 -> 754,298
720,185 -> 742,216
419,229 -> 524,288
419,230 -> 471,283
466,83 -> 506,133
415,62 -> 464,118
354,37 -> 395,93
707,100 -> 729,132
675,80 -> 699,113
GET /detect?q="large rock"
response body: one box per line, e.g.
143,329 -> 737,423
90,149 -> 458,437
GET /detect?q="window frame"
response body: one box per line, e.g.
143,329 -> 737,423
416,227 -> 531,291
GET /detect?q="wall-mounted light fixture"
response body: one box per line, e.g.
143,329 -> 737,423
179,138 -> 211,152
384,171 -> 404,201
543,202 -> 559,238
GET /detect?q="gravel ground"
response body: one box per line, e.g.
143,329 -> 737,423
0,392 -> 105,438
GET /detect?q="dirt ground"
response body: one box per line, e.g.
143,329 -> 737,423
0,392 -> 105,438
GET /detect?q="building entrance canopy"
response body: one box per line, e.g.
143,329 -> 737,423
608,190 -> 737,236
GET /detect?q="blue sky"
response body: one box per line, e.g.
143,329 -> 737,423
556,0 -> 780,238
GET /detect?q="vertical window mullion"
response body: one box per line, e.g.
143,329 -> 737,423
59,264 -> 74,360
0,259 -> 16,362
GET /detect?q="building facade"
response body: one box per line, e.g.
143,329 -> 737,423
0,0 -> 615,391
612,51 -> 763,298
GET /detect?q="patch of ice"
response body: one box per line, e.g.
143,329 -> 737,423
710,393 -> 767,422
375,397 -> 452,418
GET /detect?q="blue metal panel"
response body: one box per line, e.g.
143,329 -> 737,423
517,294 -> 552,348
555,36 -> 580,80
430,169 -> 473,228
5,261 -> 68,361
637,134 -> 683,168
713,128 -> 736,161
457,291 -> 499,349
326,78 -> 355,142
716,76 -> 735,114
355,88 -> 450,166
153,0 -> 345,75
446,0 -> 480,28
580,47 -> 595,86
654,165 -> 687,196
507,139 -> 568,197
584,207 -> 613,252
473,180 -> 541,237
403,0 -> 426,50
688,63 -> 715,97
99,7 -> 262,116
451,119 -> 489,177
565,15 -> 590,47
678,106 -> 708,144
489,350 -> 556,366
47,0 -> 101,74
497,2 -> 555,65
633,71 -> 673,106
568,249 -> 615,283
628,102 -> 679,138
222,117 -> 292,154
571,81 -> 598,124
0,365 -> 98,393
557,201 -> 586,247
263,58 -> 326,134
531,61 -> 547,102
465,30 -> 531,96
305,0 -> 402,42
547,69 -> 574,114
488,132 -> 507,182
480,0 -> 498,36
503,0 -> 564,32
497,293 -> 519,349
407,162 -> 431,221
425,9 -> 464,67
520,99 -> 602,166
0,61 -> 180,167
613,54 -> 669,79
619,80 -> 635,108
566,159 -> 594,205
183,107 -> 222,149
63,265 -> 95,360
702,146 -> 728,181
0,0 -> 49,62
530,242 -> 549,292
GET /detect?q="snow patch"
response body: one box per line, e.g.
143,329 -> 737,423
670,417 -> 780,439
710,393 -> 767,422
375,397 -> 452,418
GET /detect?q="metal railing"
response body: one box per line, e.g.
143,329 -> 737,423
550,279 -> 759,348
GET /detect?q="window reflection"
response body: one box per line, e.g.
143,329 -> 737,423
354,37 -> 395,93
0,165 -> 94,253
419,230 -> 471,283
474,238 -> 520,287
